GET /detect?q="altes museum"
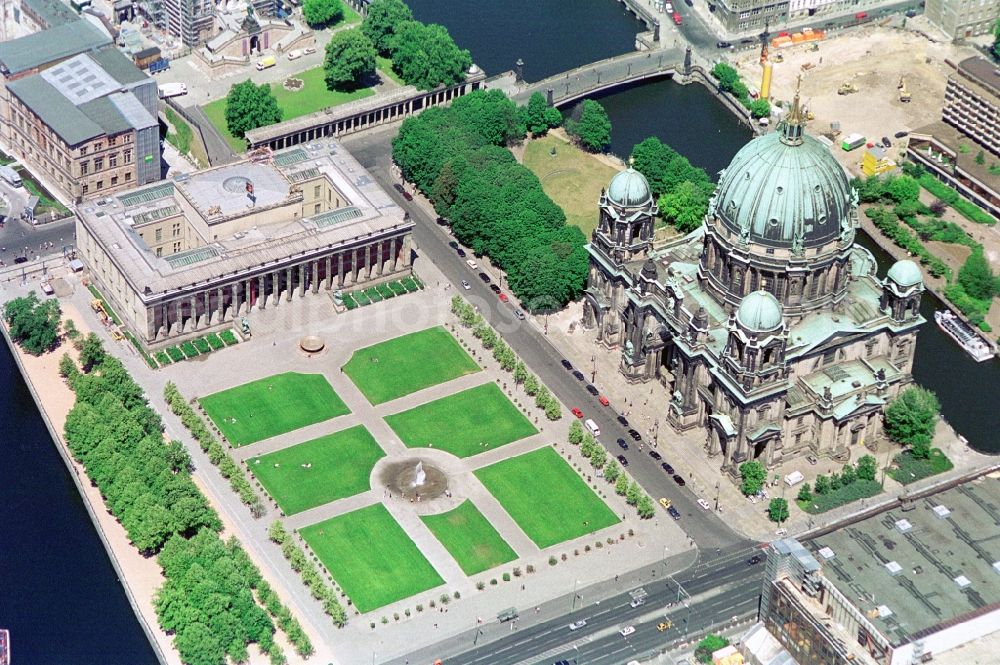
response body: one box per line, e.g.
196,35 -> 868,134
583,98 -> 925,475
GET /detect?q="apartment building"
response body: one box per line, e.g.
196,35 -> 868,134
926,0 -> 1000,39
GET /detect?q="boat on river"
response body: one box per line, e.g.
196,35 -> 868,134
935,310 -> 995,362
0,628 -> 9,665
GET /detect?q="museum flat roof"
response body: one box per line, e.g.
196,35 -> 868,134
807,479 -> 1000,647
0,20 -> 109,76
76,142 -> 412,298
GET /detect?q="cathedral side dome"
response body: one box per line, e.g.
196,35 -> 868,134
886,259 -> 923,287
736,290 -> 784,332
607,168 -> 653,207
712,111 -> 854,251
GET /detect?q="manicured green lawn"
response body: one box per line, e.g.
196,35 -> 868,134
248,426 -> 385,514
203,67 -> 375,153
421,500 -> 517,575
199,372 -> 350,446
300,504 -> 443,612
376,56 -> 403,85
475,447 -> 619,548
385,383 -> 536,457
343,326 -> 480,404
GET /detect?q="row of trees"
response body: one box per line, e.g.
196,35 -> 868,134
631,136 -> 715,234
451,296 -> 562,419
568,420 -> 656,518
164,382 -> 266,517
361,0 -> 471,90
396,93 -> 589,309
3,292 -> 61,355
301,0 -> 344,27
710,62 -> 771,119
268,521 -> 349,626
795,454 -> 879,503
60,338 -> 311,664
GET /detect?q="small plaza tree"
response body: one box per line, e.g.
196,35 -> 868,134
589,446 -> 607,468
856,454 -> 878,482
79,332 -> 106,373
323,28 -> 376,91
796,482 -> 812,503
739,460 -> 766,496
523,374 -> 539,396
814,474 -> 831,495
626,480 -> 642,506
534,385 -> 551,409
568,419 -> 584,445
768,498 -> 790,524
615,473 -> 629,496
581,433 -> 596,458
637,495 -> 655,519
513,360 -> 528,385
544,399 -> 561,421
604,461 -> 620,484
224,80 -> 281,139
884,386 -> 940,458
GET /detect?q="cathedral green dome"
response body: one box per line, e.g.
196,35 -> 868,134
607,168 -> 652,207
736,291 -> 783,332
886,259 -> 922,287
713,122 -> 854,250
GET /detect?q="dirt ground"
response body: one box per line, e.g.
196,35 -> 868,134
732,26 -> 978,176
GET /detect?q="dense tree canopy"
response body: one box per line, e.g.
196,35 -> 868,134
390,20 -> 472,90
302,0 -> 343,27
520,92 -> 562,136
3,291 -> 60,355
361,0 -> 413,54
739,461 -> 766,496
224,80 -> 281,139
958,248 -> 996,301
631,136 -> 714,232
768,498 -> 790,523
749,98 -> 771,119
392,90 -> 587,308
659,180 -> 710,234
884,386 -> 940,457
323,28 -> 376,90
566,99 -> 611,153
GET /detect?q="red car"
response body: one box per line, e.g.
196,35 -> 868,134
499,292 -> 509,303
672,11 -> 682,24
599,395 -> 610,407
572,407 -> 584,418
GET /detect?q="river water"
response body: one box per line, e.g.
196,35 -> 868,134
0,340 -> 159,664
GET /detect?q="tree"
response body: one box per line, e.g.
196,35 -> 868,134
829,472 -> 842,491
796,482 -> 812,502
637,495 -> 655,519
63,318 -> 79,340
840,462 -> 857,486
856,454 -> 878,482
524,374 -> 539,396
224,80 -> 281,139
739,461 -> 766,496
885,175 -> 921,203
993,18 -> 1000,61
568,419 -> 584,445
710,62 -> 741,94
604,461 -> 620,484
534,385 -> 551,409
361,0 -> 413,54
581,433 -> 596,458
521,92 -> 561,136
514,360 -> 528,385
323,29 -> 376,91
615,473 -> 629,496
566,99 -> 611,153
695,634 -> 730,664
3,292 -> 61,355
544,399 -> 562,421
590,446 -> 607,468
814,474 -> 831,495
302,0 -> 343,27
884,386 -> 940,456
58,353 -> 78,380
958,248 -> 996,301
390,21 -> 472,91
768,498 -> 790,523
452,90 -> 523,147
79,332 -> 105,373
749,98 -> 771,119
659,180 -> 709,234
626,479 -> 642,506
976,150 -> 986,165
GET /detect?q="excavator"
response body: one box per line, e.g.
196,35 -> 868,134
898,76 -> 911,102
838,81 -> 858,95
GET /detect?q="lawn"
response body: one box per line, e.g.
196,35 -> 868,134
384,383 -> 536,458
199,372 -> 350,446
523,132 -> 619,237
888,448 -> 954,485
300,504 -> 444,612
376,56 -> 403,85
203,67 -> 375,153
343,326 -> 480,404
248,425 -> 385,514
475,447 -> 619,548
421,500 -> 517,575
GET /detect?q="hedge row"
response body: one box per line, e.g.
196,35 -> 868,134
918,174 -> 996,226
866,206 -> 951,279
268,521 -> 348,627
163,381 -> 266,518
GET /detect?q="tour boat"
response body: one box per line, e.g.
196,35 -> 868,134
0,628 -> 9,665
935,310 -> 995,362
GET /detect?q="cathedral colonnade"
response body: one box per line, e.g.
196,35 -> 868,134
141,235 -> 412,344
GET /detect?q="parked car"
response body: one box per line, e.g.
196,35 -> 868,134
286,49 -> 302,60
748,555 -> 763,565
617,438 -> 628,450
568,620 -> 587,630
740,37 -> 756,44
478,272 -> 490,283
620,626 -> 636,637
461,280 -> 471,290
905,8 -> 918,17
894,130 -> 909,139
561,359 -> 573,370
618,455 -> 629,467
716,40 -> 732,48
498,292 -> 509,303
490,284 -> 501,294
401,190 -> 413,201
586,384 -> 599,396
671,11 -> 682,24
882,136 -> 892,147
661,462 -> 675,474
571,407 -> 584,418
649,450 -> 662,461
628,429 -> 642,441
456,248 -> 467,258
572,370 -> 585,381
303,46 -> 316,55
659,497 -> 671,509
393,183 -> 405,194
806,455 -> 818,465
513,309 -> 525,320
697,498 -> 711,510
667,505 -> 681,520
598,395 -> 610,406
466,259 -> 478,270
448,240 -> 458,249
617,415 -> 629,427
673,474 -> 686,486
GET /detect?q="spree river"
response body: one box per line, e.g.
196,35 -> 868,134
408,0 -> 1000,454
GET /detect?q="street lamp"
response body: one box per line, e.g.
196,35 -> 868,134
572,579 -> 581,610
591,355 -> 596,383
714,481 -> 721,511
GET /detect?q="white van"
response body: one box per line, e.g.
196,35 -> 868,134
466,258 -> 478,270
585,419 -> 600,437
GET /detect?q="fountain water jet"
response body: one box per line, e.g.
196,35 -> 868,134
413,461 -> 426,487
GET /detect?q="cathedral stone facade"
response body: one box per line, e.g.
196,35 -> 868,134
583,101 -> 925,477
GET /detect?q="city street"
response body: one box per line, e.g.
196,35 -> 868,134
343,127 -> 746,553
384,542 -> 766,665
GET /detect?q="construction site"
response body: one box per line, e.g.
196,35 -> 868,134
730,24 -> 980,177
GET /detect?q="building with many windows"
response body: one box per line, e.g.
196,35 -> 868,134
76,142 -> 414,346
584,97 -> 924,476
5,46 -> 160,203
926,0 -> 1000,39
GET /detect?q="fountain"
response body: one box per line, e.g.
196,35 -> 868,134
413,461 -> 426,487
380,458 -> 448,501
